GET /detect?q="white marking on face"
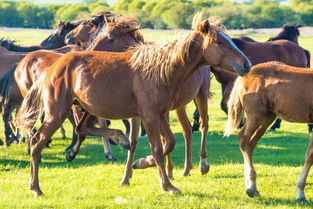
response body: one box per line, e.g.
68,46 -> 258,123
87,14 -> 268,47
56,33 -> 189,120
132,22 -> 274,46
219,32 -> 252,66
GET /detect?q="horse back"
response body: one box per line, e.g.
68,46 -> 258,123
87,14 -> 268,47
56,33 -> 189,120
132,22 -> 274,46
242,62 -> 313,122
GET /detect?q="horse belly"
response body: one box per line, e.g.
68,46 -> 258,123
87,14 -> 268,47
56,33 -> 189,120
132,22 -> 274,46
268,83 -> 313,123
74,69 -> 137,119
172,71 -> 204,109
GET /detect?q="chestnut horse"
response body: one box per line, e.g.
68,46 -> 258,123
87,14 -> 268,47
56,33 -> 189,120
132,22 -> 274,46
65,16 -> 211,180
225,61 -> 313,201
14,13 -> 251,196
0,18 -> 90,146
205,38 -> 309,131
0,12 -> 112,147
199,25 -> 310,131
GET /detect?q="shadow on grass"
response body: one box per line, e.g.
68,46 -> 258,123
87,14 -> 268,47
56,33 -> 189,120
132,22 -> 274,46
0,130 -> 311,170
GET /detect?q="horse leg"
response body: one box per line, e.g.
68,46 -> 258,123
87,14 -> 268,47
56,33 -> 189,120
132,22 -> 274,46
296,134 -> 313,201
308,124 -> 313,133
65,111 -> 93,162
120,117 -> 141,186
175,107 -> 193,176
132,113 -> 175,178
60,125 -> 66,139
65,112 -> 78,151
140,122 -> 146,137
2,105 -> 16,147
98,118 -> 116,162
192,100 -> 200,132
142,115 -> 179,193
123,119 -> 130,136
269,118 -> 282,131
238,114 -> 275,197
195,92 -> 210,175
29,111 -> 70,196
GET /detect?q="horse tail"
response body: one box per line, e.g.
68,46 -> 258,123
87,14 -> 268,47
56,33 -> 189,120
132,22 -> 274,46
224,77 -> 244,137
0,63 -> 18,108
304,49 -> 311,68
13,74 -> 45,131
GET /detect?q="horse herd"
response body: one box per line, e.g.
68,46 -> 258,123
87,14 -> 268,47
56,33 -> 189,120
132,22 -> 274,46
0,11 -> 312,202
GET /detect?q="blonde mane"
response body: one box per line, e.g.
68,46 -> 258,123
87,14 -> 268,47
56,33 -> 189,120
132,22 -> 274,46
129,12 -> 225,85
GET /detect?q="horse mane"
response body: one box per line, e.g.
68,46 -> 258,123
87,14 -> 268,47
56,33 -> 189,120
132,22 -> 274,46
129,13 -> 224,85
85,21 -> 106,50
85,15 -> 145,50
268,24 -> 300,43
231,38 -> 246,50
110,16 -> 145,43
0,38 -> 41,52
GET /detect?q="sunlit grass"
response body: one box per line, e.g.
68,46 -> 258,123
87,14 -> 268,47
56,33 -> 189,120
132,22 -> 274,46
0,28 -> 313,208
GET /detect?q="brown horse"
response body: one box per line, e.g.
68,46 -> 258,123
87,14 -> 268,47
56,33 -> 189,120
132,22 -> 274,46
0,18 -> 92,145
65,16 -> 212,180
1,12 -> 112,147
14,13 -> 251,196
212,38 -> 308,114
224,61 -> 313,201
64,11 -> 114,48
12,13 -> 128,158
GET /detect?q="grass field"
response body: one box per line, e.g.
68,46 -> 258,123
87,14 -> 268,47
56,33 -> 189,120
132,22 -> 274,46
0,28 -> 313,209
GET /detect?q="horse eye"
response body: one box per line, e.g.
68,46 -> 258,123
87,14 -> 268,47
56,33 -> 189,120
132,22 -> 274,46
217,40 -> 224,46
108,39 -> 114,44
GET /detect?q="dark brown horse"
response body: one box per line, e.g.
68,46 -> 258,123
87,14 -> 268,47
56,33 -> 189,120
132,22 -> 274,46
0,20 -> 83,52
14,13 -> 251,196
225,61 -> 313,201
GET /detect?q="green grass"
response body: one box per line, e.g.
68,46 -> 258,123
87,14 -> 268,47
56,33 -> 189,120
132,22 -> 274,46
1,28 -> 313,208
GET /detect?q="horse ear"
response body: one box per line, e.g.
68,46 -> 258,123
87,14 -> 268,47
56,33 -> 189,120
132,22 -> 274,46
295,24 -> 301,28
201,19 -> 210,34
104,15 -> 111,25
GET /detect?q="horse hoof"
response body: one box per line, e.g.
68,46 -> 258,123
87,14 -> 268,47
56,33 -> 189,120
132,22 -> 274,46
296,197 -> 306,202
246,188 -> 260,197
33,190 -> 44,197
132,158 -> 148,169
163,185 -> 181,194
200,163 -> 210,175
105,154 -> 117,162
182,169 -> 191,177
108,138 -> 117,145
66,152 -> 75,162
119,141 -> 131,150
120,180 -> 130,187
167,173 -> 174,180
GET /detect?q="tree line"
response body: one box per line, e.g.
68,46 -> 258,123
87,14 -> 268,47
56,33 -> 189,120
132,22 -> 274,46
0,0 -> 312,29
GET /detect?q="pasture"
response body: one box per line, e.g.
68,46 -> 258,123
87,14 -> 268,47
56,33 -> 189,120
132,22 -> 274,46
0,28 -> 313,209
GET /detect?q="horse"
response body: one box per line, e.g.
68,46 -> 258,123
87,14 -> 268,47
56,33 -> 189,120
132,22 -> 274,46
65,15 -> 211,180
64,11 -> 114,48
0,13 -> 110,146
237,24 -> 312,132
0,20 -> 83,52
11,13 -> 131,160
224,61 -> 313,202
13,13 -> 251,196
192,37 -> 309,132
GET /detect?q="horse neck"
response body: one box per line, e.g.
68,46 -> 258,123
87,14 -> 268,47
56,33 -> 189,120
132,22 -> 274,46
10,45 -> 42,52
211,67 -> 237,85
169,42 -> 206,91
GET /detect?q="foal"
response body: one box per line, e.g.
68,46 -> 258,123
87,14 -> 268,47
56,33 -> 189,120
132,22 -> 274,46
225,62 -> 313,201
